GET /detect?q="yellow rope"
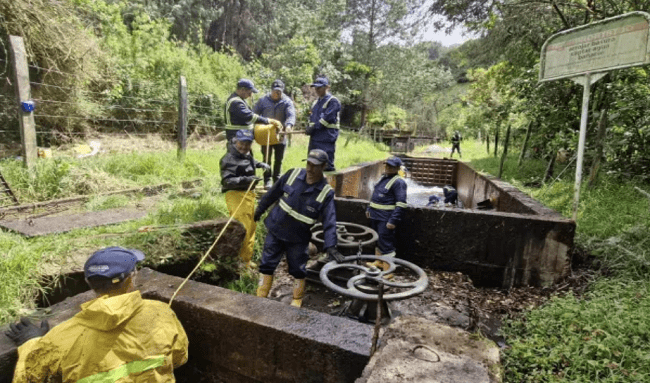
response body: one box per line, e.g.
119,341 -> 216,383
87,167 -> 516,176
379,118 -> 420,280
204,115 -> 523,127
168,175 -> 256,306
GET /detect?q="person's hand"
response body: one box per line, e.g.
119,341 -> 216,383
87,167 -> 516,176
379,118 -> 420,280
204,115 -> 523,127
245,176 -> 262,187
259,162 -> 271,171
326,247 -> 345,263
386,222 -> 396,230
5,317 -> 50,346
254,209 -> 263,222
365,210 -> 370,219
269,119 -> 283,130
284,124 -> 293,133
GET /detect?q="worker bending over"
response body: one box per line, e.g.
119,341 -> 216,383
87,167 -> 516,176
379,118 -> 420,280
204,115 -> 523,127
306,76 -> 341,172
366,157 -> 408,267
6,246 -> 189,383
253,79 -> 296,189
220,129 -> 270,268
224,78 -> 281,142
254,149 -> 344,307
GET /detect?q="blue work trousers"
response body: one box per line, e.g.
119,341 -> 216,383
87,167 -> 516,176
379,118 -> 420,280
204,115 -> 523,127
259,232 -> 310,279
370,219 -> 397,256
308,140 -> 336,171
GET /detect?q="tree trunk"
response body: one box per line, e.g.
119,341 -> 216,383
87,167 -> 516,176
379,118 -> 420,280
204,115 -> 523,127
518,121 -> 534,166
486,133 -> 490,154
588,108 -> 608,188
494,122 -> 500,157
498,124 -> 512,178
544,153 -> 556,183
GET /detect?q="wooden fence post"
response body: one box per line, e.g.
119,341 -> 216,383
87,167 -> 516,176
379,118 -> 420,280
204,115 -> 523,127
177,76 -> 188,160
8,36 -> 37,168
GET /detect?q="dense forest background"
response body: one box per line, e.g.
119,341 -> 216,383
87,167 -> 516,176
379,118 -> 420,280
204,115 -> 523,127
1,0 -> 649,182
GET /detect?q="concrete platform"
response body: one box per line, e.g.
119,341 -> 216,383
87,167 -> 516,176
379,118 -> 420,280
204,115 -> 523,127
355,316 -> 501,383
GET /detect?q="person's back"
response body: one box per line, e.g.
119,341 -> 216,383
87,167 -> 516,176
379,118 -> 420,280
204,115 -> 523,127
8,247 -> 189,383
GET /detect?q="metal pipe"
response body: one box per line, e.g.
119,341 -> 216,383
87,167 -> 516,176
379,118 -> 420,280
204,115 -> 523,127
573,72 -> 591,221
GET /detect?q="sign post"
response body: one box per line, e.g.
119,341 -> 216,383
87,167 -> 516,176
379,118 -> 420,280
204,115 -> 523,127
540,12 -> 650,220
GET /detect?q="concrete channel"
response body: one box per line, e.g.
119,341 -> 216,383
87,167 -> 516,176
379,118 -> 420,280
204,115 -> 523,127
0,157 -> 572,382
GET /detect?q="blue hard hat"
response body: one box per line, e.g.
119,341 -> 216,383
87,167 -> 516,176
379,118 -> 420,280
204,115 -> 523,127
84,247 -> 145,282
237,78 -> 259,93
305,149 -> 329,165
385,157 -> 403,167
235,129 -> 254,142
310,76 -> 329,88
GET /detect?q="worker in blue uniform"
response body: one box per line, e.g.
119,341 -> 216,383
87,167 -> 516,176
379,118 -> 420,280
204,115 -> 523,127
253,79 -> 296,189
253,149 -> 344,307
366,156 -> 408,268
306,76 -> 341,172
224,79 -> 281,142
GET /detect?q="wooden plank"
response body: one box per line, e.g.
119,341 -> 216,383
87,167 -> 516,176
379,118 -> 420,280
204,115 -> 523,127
8,36 -> 37,168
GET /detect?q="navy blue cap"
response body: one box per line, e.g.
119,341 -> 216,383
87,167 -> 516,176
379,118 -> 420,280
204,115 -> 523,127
237,78 -> 259,93
385,157 -> 403,167
235,129 -> 254,142
305,149 -> 329,165
310,77 -> 329,88
271,79 -> 285,90
84,247 -> 145,282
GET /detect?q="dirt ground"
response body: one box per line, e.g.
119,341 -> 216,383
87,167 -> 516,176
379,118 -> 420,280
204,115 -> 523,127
265,252 -> 596,346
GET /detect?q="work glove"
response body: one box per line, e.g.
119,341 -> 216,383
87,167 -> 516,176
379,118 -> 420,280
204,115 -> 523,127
269,119 -> 283,130
326,247 -> 345,263
5,317 -> 50,346
258,162 -> 271,171
253,209 -> 263,222
244,176 -> 262,188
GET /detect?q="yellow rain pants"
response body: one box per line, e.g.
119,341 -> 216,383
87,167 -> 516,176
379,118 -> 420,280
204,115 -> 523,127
225,189 -> 257,264
13,291 -> 188,383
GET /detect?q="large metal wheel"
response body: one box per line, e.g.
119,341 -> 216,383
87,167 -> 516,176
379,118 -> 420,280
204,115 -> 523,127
319,255 -> 428,301
311,222 -> 378,250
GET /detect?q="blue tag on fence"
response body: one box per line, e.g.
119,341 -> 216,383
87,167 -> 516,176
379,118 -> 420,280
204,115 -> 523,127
21,100 -> 36,113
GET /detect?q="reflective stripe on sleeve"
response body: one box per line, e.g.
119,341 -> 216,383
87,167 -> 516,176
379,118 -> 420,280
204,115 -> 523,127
225,124 -> 253,130
76,356 -> 165,383
396,202 -> 408,208
369,202 -> 396,210
316,184 -> 333,203
279,199 -> 316,225
319,118 -> 339,129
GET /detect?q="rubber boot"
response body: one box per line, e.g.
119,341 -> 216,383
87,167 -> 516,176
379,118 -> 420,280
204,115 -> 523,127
256,274 -> 273,298
290,278 -> 306,307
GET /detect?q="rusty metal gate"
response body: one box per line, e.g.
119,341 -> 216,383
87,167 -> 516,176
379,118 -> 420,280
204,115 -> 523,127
402,158 -> 456,186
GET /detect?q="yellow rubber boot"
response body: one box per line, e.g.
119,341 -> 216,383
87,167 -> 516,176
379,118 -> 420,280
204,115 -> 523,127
290,279 -> 306,307
256,274 -> 273,298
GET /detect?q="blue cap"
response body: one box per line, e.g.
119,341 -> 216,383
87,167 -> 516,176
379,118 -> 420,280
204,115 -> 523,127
271,79 -> 285,90
385,157 -> 403,167
305,149 -> 329,165
84,246 -> 145,282
237,78 -> 259,93
310,77 -> 329,88
235,129 -> 254,142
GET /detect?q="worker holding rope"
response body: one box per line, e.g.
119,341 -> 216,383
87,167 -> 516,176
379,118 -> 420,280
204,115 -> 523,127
253,79 -> 296,189
220,129 -> 271,268
254,149 -> 344,307
6,247 -> 189,383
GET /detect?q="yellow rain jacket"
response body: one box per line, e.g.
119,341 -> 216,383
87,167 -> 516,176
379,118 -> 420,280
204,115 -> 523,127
13,291 -> 189,383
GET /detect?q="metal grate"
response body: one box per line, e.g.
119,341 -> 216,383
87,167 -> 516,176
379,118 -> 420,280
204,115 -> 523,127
0,171 -> 19,207
403,158 -> 456,187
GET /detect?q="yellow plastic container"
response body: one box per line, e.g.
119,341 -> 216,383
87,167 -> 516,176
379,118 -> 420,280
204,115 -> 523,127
254,124 -> 281,146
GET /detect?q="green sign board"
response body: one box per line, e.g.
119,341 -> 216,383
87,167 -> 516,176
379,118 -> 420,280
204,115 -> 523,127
540,12 -> 650,81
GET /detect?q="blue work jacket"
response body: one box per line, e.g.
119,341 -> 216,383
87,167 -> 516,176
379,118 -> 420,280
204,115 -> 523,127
367,174 -> 408,224
308,93 -> 341,143
257,168 -> 337,248
225,93 -> 269,131
253,93 -> 296,144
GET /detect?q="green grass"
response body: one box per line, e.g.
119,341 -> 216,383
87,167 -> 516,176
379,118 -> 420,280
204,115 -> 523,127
0,132 -> 390,323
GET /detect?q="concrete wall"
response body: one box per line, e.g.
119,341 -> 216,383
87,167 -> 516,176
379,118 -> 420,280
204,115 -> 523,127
327,160 -> 384,200
334,199 -> 574,288
0,269 -> 372,383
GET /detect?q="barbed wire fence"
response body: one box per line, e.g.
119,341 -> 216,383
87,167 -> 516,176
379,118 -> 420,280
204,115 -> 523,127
0,38 -> 225,163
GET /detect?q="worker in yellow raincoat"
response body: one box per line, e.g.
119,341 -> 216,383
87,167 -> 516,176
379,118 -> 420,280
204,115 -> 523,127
220,129 -> 270,267
6,246 -> 189,382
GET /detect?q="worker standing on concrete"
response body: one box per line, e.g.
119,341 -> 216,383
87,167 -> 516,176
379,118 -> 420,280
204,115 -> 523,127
450,130 -> 462,158
224,78 -> 282,143
306,76 -> 341,172
253,149 -> 344,307
366,157 -> 408,268
6,247 -> 189,383
220,129 -> 271,268
253,79 -> 296,189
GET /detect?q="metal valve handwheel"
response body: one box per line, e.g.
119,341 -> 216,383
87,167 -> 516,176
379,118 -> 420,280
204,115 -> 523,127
319,255 -> 428,301
311,222 -> 378,249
